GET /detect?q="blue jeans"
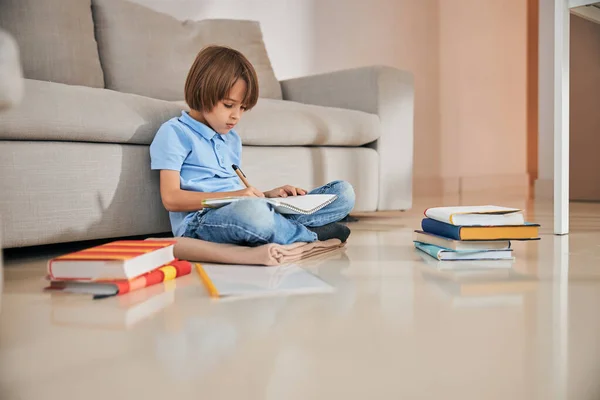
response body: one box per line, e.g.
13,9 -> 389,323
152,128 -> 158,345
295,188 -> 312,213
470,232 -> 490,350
183,180 -> 355,245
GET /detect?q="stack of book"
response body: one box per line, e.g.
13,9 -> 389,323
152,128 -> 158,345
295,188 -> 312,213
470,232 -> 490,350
46,240 -> 192,299
413,205 -> 540,263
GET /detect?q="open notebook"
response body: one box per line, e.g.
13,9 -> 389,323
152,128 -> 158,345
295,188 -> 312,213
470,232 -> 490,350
202,194 -> 337,215
196,264 -> 334,299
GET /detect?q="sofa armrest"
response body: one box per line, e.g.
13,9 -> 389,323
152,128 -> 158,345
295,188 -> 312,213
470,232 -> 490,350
280,66 -> 414,211
0,29 -> 23,111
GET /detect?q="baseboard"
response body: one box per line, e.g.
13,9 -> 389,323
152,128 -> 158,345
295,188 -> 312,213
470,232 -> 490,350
534,178 -> 553,199
414,173 -> 530,198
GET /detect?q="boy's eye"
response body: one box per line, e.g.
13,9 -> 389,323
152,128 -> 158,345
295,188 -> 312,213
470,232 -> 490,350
241,106 -> 247,111
223,103 -> 233,109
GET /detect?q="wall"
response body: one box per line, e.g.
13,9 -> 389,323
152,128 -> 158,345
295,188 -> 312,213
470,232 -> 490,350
131,0 -> 315,80
569,14 -> 600,200
439,0 -> 528,195
309,0 -> 441,188
133,0 -> 528,199
133,0 -> 442,190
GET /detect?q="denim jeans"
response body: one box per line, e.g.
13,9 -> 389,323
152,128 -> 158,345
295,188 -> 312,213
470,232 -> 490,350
183,180 -> 355,245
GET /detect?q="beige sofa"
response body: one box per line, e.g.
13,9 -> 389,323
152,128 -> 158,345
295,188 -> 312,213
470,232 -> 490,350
0,0 -> 414,249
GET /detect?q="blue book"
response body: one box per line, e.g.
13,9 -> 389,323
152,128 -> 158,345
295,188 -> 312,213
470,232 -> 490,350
414,242 -> 514,261
421,218 -> 540,241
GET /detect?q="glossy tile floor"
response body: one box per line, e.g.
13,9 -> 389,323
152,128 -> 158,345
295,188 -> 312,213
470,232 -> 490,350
2,197 -> 600,400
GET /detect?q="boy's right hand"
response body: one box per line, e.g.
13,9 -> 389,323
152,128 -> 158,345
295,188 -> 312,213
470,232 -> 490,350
234,186 -> 265,198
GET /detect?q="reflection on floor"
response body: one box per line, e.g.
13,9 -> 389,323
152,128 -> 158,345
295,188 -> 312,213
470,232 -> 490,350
1,196 -> 600,400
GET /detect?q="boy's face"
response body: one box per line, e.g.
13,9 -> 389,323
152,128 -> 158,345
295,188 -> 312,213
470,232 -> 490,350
202,79 -> 248,134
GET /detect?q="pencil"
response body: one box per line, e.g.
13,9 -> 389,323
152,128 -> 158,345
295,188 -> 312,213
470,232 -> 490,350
195,263 -> 219,298
232,164 -> 251,188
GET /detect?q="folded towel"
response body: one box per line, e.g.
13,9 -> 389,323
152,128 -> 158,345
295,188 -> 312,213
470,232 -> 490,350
149,237 -> 345,266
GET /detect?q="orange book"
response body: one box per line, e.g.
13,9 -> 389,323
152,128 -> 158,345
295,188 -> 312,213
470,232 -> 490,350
47,260 -> 192,299
48,240 -> 177,281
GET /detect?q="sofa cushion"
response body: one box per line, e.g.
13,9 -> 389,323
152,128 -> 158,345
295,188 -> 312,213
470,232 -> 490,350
0,0 -> 104,88
92,0 -> 282,101
0,29 -> 23,110
0,79 -> 183,145
236,99 -> 380,146
242,146 -> 378,212
1,80 -> 379,147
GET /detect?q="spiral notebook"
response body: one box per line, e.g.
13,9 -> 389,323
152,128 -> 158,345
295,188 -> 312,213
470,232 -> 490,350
202,194 -> 337,215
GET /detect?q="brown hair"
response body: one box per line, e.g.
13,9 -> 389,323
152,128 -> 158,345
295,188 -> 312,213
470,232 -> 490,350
184,45 -> 259,112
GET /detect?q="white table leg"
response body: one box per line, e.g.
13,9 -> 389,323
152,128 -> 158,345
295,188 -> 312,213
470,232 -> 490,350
554,0 -> 570,235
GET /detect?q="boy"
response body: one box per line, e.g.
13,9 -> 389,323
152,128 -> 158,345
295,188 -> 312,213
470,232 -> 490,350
150,45 -> 354,246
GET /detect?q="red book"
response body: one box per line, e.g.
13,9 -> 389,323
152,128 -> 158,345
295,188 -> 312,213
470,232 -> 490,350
47,260 -> 192,299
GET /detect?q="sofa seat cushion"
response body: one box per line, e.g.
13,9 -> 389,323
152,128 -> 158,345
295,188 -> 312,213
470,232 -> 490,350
0,79 -> 184,145
235,99 -> 380,146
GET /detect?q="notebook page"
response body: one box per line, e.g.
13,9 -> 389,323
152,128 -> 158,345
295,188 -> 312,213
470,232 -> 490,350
273,194 -> 337,212
202,264 -> 333,297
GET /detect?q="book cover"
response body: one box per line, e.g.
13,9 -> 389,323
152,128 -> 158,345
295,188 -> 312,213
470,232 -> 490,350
47,260 -> 192,299
424,205 -> 524,226
421,218 -> 540,241
48,240 -> 177,281
414,242 -> 514,261
413,230 -> 511,251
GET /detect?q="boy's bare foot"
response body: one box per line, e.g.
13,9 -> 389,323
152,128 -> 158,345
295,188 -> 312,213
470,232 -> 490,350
307,223 -> 351,243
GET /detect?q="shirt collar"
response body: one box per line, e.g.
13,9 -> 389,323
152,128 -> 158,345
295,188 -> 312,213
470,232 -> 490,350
178,111 -> 227,142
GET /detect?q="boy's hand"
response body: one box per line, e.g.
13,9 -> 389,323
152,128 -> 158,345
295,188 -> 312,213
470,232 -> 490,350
234,186 -> 265,198
264,185 -> 307,198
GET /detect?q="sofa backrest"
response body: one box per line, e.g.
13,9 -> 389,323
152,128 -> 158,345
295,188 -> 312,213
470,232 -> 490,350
0,0 -> 281,101
92,0 -> 282,101
0,0 -> 105,88
0,29 -> 24,110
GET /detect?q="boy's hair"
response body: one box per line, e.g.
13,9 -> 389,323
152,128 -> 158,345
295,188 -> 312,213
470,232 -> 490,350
184,45 -> 259,112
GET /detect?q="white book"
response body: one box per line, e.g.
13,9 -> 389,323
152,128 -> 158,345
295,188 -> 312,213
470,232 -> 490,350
202,194 -> 337,215
424,205 -> 524,226
197,264 -> 334,299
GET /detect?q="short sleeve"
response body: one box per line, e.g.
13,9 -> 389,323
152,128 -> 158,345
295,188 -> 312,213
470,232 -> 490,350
150,123 -> 191,171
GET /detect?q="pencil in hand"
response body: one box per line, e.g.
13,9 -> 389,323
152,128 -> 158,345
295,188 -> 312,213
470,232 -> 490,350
232,164 -> 251,188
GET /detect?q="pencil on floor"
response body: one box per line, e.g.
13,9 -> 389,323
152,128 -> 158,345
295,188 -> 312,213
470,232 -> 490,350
195,263 -> 219,298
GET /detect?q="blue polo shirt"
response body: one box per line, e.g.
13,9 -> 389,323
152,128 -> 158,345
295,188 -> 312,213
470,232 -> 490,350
150,111 -> 244,236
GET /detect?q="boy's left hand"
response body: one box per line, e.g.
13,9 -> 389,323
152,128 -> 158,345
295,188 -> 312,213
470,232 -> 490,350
264,185 -> 307,198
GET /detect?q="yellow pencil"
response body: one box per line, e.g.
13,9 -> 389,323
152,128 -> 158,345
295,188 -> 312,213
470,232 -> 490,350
195,263 -> 219,298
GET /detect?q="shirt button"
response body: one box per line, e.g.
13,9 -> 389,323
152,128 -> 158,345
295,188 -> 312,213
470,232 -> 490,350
220,158 -> 225,163
216,144 -> 220,149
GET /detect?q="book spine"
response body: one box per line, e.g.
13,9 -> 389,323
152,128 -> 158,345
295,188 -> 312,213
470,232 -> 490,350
95,260 -> 192,299
421,218 -> 462,240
